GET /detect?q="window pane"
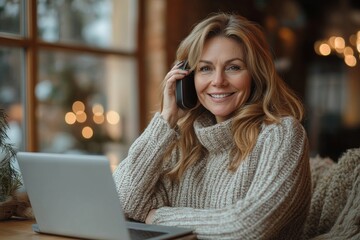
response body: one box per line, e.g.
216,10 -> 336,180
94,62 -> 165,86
37,0 -> 138,51
37,50 -> 138,167
0,0 -> 24,35
0,47 -> 24,150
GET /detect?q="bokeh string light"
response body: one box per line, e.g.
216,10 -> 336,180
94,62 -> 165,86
64,101 -> 121,139
314,31 -> 360,67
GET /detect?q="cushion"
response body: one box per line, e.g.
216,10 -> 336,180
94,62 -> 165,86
303,148 -> 360,239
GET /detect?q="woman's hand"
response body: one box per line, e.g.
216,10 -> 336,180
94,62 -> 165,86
161,61 -> 190,127
145,209 -> 157,224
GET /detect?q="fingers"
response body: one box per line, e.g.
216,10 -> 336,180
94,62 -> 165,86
163,69 -> 189,99
165,67 -> 188,83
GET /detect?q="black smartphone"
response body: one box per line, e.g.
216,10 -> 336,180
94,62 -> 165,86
175,61 -> 197,109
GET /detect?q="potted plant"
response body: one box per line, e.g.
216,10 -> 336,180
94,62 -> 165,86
0,108 -> 22,220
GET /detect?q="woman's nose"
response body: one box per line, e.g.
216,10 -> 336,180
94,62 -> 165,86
211,70 -> 227,87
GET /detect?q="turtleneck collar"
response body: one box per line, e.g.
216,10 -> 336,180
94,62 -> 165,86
193,112 -> 234,153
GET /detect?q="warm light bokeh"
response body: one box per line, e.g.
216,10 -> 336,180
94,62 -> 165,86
92,104 -> 104,115
76,111 -> 87,123
72,101 -> 85,114
82,126 -> 93,139
319,43 -> 331,56
106,111 -> 120,125
65,112 -> 76,124
314,31 -> 360,67
93,114 -> 105,124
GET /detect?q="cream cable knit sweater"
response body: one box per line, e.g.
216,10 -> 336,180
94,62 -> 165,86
113,112 -> 311,239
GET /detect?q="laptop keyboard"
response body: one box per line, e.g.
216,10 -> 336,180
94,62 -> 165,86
129,228 -> 166,240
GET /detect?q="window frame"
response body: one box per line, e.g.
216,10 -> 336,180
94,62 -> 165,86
0,0 -> 142,151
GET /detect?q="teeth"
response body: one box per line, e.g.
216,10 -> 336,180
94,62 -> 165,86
210,93 -> 231,98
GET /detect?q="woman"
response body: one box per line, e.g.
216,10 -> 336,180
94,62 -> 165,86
113,12 -> 311,239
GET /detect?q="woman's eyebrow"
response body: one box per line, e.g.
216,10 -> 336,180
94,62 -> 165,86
225,58 -> 245,64
198,58 -> 245,64
198,60 -> 212,65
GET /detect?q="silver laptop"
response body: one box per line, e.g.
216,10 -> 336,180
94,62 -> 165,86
17,152 -> 193,240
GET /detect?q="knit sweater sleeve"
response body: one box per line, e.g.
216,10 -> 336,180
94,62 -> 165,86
152,118 -> 311,239
112,113 -> 177,222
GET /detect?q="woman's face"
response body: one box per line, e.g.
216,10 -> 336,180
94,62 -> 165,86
195,36 -> 252,123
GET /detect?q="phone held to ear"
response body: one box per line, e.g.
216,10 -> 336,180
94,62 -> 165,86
175,61 -> 197,109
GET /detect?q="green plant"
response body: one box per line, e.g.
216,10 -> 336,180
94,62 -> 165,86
0,109 -> 22,202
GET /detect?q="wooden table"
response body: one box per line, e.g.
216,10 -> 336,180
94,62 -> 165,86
0,218 -> 73,239
0,218 -> 197,240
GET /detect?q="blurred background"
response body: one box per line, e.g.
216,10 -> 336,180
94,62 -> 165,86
0,0 -> 359,168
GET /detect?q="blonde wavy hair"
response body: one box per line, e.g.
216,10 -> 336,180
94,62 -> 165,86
162,12 -> 304,181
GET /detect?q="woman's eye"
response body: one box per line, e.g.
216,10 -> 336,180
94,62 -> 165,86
199,66 -> 211,72
226,65 -> 241,71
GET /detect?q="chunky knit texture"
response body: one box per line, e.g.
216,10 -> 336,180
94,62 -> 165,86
113,112 -> 311,239
303,148 -> 360,240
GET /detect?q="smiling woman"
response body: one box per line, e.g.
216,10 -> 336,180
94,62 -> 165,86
195,36 -> 252,123
113,12 -> 311,240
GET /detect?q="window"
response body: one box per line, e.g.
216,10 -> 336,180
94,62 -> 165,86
0,0 -> 139,167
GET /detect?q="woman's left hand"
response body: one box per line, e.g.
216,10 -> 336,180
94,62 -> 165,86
145,209 -> 157,224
